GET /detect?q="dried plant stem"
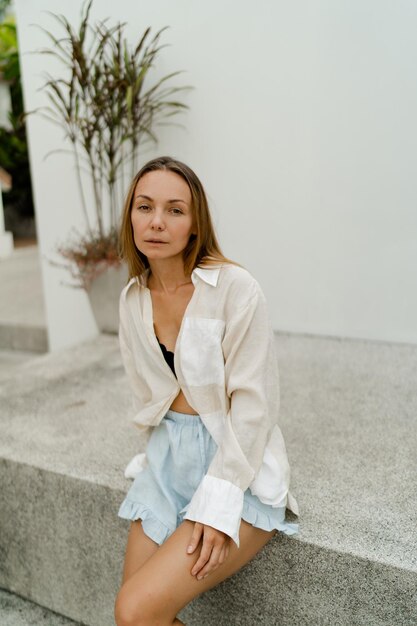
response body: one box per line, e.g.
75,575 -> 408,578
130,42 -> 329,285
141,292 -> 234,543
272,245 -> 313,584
73,144 -> 92,238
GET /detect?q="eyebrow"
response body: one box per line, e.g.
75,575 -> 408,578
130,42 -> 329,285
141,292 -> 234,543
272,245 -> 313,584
135,194 -> 188,205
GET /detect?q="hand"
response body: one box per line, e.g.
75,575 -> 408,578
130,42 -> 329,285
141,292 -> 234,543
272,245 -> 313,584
187,522 -> 231,580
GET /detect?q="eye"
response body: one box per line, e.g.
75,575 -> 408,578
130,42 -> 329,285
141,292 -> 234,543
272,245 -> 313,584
170,207 -> 184,215
137,204 -> 151,211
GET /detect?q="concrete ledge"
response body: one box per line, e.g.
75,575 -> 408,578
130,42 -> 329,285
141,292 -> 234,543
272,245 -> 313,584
0,458 -> 123,626
0,334 -> 416,625
1,460 -> 415,626
0,323 -> 48,352
0,245 -> 47,352
180,540 -> 417,626
0,587 -> 81,626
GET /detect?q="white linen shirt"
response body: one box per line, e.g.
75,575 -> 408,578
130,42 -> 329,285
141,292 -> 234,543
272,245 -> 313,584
119,262 -> 299,547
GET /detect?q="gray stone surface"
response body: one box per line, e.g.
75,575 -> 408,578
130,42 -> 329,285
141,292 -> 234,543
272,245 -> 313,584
0,246 -> 48,352
0,587 -> 82,625
279,332 -> 417,574
0,333 -> 416,625
0,335 -> 144,492
179,540 -> 417,626
0,350 -> 38,381
1,457 -> 125,626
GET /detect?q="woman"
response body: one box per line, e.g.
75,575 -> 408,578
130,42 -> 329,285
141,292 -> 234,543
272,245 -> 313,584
114,156 -> 299,626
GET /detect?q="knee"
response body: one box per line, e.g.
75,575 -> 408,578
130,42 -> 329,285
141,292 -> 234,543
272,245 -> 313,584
114,586 -> 160,626
114,587 -> 141,626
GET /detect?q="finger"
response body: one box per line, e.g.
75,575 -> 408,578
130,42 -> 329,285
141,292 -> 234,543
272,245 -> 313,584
218,544 -> 227,565
216,539 -> 231,568
187,522 -> 204,555
196,544 -> 223,580
224,542 -> 230,561
191,543 -> 213,577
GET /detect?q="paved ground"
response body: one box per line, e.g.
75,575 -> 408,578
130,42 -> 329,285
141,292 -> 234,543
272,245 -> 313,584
0,349 -> 38,381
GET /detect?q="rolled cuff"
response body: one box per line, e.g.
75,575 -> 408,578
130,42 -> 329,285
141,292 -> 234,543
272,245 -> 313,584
183,475 -> 244,547
124,452 -> 147,479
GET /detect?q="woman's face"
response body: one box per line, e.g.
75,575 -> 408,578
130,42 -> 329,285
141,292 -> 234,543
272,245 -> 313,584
131,169 -> 195,262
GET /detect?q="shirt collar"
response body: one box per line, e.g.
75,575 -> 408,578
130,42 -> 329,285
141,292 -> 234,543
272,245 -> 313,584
192,265 -> 221,287
135,265 -> 221,288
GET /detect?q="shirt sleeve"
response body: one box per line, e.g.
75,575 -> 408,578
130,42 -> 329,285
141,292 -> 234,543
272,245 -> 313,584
183,285 -> 280,546
119,292 -> 153,461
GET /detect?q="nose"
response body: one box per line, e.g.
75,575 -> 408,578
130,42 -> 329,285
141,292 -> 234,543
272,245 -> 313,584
150,209 -> 165,231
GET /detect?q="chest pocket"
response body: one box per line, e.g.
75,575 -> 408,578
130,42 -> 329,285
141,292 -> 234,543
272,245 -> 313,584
179,318 -> 226,386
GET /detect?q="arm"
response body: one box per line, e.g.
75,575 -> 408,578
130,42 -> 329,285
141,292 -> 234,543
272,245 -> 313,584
184,284 -> 280,547
119,290 -> 152,473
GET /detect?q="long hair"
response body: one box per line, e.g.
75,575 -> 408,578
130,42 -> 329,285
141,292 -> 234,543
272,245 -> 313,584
119,156 -> 238,279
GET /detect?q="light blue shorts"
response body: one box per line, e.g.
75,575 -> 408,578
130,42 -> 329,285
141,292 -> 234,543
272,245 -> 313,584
118,409 -> 299,545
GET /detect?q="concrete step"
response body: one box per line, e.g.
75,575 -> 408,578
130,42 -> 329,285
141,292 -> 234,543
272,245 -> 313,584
0,323 -> 48,353
0,588 -> 82,626
0,333 -> 416,626
0,246 -> 48,352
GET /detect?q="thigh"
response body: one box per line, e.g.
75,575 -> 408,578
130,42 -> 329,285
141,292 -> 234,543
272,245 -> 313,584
115,519 -> 275,624
121,520 -> 159,585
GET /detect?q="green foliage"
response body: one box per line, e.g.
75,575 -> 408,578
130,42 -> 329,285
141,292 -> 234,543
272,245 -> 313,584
0,126 -> 33,217
0,14 -> 34,220
0,19 -> 23,122
0,17 -> 16,60
0,0 -> 11,22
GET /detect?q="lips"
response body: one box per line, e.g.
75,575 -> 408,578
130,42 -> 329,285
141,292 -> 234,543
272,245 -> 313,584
145,239 -> 168,243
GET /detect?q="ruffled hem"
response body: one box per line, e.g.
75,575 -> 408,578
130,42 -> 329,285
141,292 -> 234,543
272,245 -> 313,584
242,501 -> 300,536
117,498 -> 173,545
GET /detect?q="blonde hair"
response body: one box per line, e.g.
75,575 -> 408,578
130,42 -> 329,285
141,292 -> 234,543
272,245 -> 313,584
119,156 -> 238,279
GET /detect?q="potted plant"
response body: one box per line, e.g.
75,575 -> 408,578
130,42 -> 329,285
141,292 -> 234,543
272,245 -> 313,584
33,0 -> 189,331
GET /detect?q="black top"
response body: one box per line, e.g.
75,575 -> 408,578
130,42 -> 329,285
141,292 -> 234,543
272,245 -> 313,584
157,337 -> 177,378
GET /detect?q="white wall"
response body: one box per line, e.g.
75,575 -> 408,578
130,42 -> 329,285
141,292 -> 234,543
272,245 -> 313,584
15,0 -> 417,349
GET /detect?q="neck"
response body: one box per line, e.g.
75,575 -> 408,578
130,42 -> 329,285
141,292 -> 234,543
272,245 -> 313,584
147,257 -> 192,294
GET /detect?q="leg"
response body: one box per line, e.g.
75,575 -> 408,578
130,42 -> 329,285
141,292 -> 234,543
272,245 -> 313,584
120,521 -> 185,624
114,519 -> 275,626
121,520 -> 159,584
